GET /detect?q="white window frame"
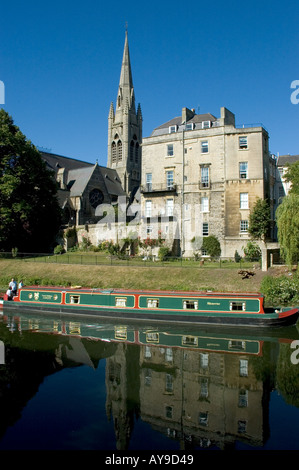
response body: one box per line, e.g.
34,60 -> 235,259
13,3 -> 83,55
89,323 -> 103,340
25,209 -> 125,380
146,173 -> 152,191
167,144 -> 174,156
240,193 -> 249,209
166,170 -> 174,189
201,141 -> 209,153
202,121 -> 211,129
240,220 -> 248,232
239,162 -> 248,179
145,200 -> 152,218
239,136 -> 248,149
201,197 -> 209,213
169,125 -> 177,134
201,166 -> 210,188
166,198 -> 174,217
185,122 -> 194,131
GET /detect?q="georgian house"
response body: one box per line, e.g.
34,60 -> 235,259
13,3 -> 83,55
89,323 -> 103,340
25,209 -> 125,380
140,107 -> 276,258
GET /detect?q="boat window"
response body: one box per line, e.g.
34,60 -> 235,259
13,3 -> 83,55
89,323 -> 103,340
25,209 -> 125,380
228,340 -> 246,351
115,327 -> 127,340
182,335 -> 198,346
183,300 -> 198,309
69,322 -> 81,334
70,295 -> 80,304
146,332 -> 159,343
115,297 -> 127,307
230,301 -> 246,311
147,298 -> 159,308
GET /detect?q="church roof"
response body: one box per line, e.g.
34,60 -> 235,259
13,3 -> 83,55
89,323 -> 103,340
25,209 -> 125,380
41,151 -> 93,177
67,165 -> 96,196
99,167 -> 125,196
67,164 -> 125,198
41,151 -> 126,198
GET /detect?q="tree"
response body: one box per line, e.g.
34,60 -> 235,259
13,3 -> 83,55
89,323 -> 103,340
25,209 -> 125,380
248,198 -> 271,243
276,193 -> 299,267
284,161 -> 299,195
0,109 -> 61,252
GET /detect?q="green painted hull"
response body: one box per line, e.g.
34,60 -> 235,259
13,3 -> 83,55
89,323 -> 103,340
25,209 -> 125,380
2,286 -> 299,328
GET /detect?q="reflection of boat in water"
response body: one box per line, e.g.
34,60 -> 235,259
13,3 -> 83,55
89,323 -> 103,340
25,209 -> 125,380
1,285 -> 299,327
2,310 -> 298,358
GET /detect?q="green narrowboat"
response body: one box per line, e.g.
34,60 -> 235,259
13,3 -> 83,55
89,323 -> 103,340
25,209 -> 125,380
1,285 -> 298,328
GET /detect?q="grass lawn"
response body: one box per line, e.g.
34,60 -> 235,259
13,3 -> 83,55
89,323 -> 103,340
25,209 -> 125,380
0,253 -> 277,294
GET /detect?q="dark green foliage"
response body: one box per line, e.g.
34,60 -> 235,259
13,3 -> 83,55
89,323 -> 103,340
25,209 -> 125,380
201,235 -> 221,259
243,241 -> 261,261
276,193 -> 299,267
248,197 -> 271,242
284,161 -> 299,195
0,110 -> 61,251
260,274 -> 299,305
158,246 -> 171,261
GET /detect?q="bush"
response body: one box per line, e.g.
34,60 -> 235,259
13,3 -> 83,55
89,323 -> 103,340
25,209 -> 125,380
243,241 -> 261,261
201,236 -> 221,259
54,244 -> 65,255
260,274 -> 299,305
158,246 -> 171,261
234,250 -> 242,263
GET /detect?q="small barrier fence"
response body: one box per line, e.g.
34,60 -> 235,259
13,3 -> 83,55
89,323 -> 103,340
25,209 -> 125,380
0,252 -> 263,269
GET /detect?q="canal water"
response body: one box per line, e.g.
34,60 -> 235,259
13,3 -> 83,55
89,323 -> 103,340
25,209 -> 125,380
0,309 -> 299,451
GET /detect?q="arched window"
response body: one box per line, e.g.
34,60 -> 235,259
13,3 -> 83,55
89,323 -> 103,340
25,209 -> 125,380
111,142 -> 117,163
117,140 -> 122,162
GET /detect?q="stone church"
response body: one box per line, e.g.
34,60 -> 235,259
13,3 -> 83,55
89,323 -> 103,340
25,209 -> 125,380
41,31 -> 142,230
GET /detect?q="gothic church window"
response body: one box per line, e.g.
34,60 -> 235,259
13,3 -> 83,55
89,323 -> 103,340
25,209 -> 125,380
117,140 -> 122,162
111,142 -> 117,163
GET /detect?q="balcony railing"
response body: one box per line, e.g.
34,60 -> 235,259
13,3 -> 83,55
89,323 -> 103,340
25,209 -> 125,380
141,183 -> 177,193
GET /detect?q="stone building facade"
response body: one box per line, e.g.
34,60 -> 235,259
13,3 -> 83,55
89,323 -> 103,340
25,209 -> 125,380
140,106 -> 276,258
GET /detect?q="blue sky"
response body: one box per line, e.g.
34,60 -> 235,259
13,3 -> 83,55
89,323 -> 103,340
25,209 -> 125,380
1,0 -> 298,166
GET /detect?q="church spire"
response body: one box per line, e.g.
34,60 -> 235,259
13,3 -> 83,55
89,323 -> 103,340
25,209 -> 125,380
107,31 -> 142,194
116,30 -> 135,117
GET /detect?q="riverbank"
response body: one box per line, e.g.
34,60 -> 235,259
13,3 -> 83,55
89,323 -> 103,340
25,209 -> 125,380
0,258 -> 287,293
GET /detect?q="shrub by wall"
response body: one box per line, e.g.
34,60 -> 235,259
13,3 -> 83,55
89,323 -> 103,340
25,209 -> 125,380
260,274 -> 299,305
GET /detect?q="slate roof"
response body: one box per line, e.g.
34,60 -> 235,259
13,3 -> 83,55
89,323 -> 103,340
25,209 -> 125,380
41,151 -> 126,199
277,155 -> 299,167
151,112 -> 218,136
41,151 -> 93,177
67,164 -> 125,198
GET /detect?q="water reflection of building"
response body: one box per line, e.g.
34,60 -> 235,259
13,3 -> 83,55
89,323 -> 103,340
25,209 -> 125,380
3,315 -> 295,450
139,344 -> 265,449
105,338 -> 267,450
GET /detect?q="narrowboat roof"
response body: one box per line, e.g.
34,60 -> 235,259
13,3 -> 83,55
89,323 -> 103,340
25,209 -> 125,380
19,286 -> 264,298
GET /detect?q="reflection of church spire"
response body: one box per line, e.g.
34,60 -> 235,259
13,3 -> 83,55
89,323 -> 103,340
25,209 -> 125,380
105,343 -> 140,450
